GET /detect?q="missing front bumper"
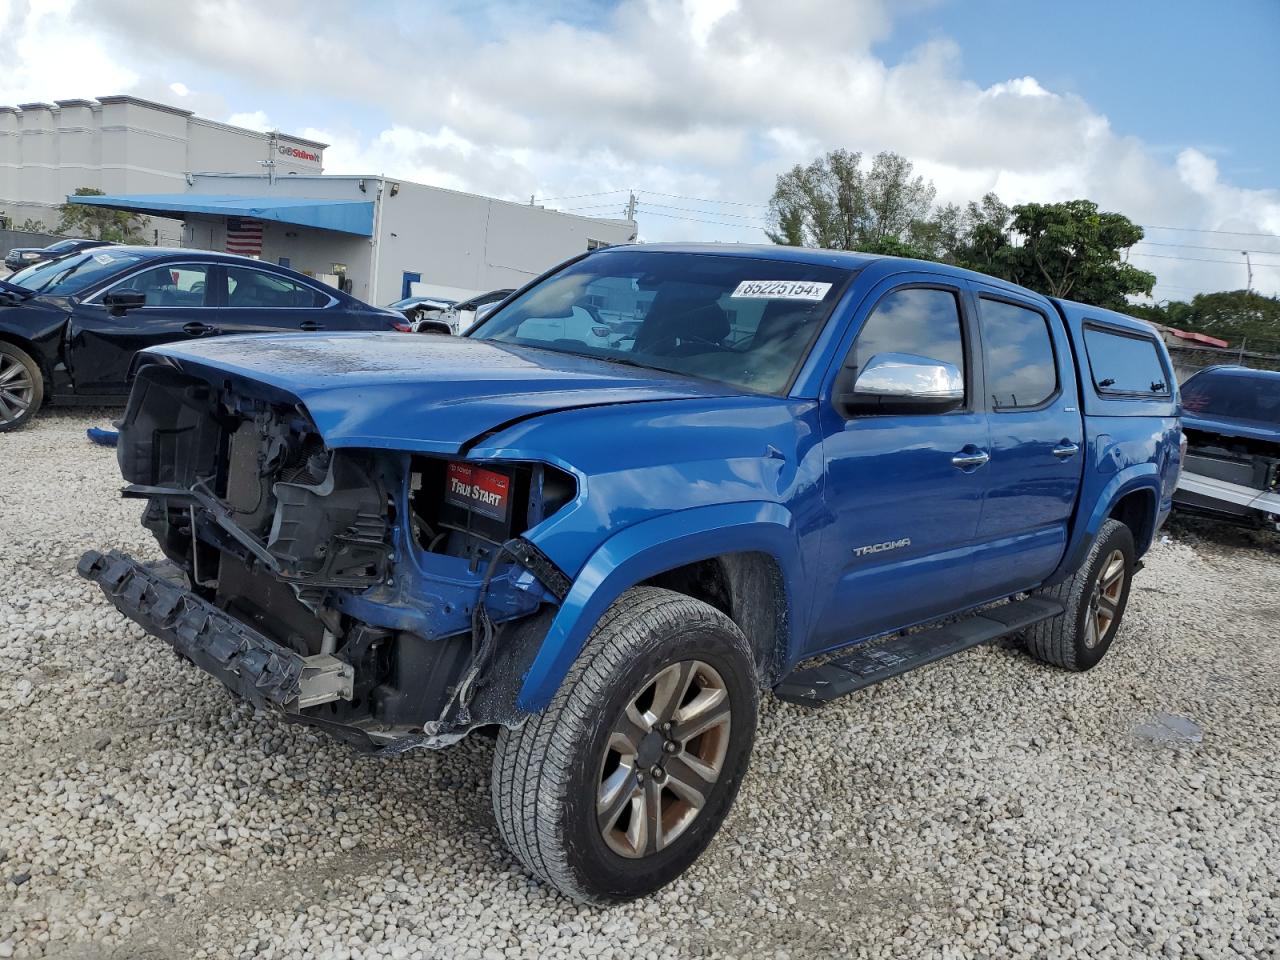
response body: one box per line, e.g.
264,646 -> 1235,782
1175,470 -> 1280,524
78,549 -> 353,711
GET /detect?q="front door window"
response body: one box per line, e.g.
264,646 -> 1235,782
124,264 -> 211,307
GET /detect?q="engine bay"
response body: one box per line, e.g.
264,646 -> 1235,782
100,362 -> 575,749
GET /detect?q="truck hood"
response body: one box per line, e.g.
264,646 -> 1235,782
1182,411 -> 1280,446
147,332 -> 734,454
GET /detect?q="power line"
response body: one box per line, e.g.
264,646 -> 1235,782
531,184 -> 1280,241
555,202 -> 632,213
639,210 -> 770,231
1135,239 -> 1280,255
1128,251 -> 1280,268
1150,281 -> 1212,291
1141,223 -> 1280,240
637,189 -> 771,209
638,201 -> 770,225
531,189 -> 629,202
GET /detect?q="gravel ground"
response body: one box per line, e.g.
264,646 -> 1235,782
2,409 -> 1278,959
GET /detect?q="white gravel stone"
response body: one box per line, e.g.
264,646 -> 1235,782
1,409 -> 1278,958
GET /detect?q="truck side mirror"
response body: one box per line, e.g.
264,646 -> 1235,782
838,352 -> 964,416
104,289 -> 146,315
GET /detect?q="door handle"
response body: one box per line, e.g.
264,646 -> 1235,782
299,320 -> 323,332
183,322 -> 217,336
951,449 -> 990,470
1053,441 -> 1080,460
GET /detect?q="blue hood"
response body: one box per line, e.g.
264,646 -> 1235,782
1182,411 -> 1280,445
147,332 -> 732,454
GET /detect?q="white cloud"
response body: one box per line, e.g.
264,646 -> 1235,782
227,110 -> 272,132
169,81 -> 189,97
1,0 -> 1277,296
0,0 -> 138,103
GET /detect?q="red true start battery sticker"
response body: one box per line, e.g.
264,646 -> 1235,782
445,462 -> 512,522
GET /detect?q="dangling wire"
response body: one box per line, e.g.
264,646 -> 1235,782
443,545 -> 509,725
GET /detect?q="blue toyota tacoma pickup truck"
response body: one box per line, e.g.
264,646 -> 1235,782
79,244 -> 1182,902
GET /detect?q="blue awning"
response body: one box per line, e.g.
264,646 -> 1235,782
67,193 -> 375,237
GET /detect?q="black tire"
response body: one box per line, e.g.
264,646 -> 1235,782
1025,518 -> 1135,671
0,341 -> 43,432
491,586 -> 758,903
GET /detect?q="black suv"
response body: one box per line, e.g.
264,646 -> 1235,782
0,246 -> 402,430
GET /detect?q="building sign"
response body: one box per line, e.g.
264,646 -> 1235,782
278,144 -> 321,164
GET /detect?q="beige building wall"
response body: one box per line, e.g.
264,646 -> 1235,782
0,95 -> 325,243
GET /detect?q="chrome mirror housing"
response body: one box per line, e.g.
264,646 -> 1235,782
839,352 -> 964,415
853,352 -> 963,401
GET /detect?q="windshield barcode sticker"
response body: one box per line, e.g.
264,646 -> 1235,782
730,280 -> 832,301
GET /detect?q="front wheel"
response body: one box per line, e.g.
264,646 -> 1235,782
1025,518 -> 1135,671
491,587 -> 758,903
0,341 -> 43,432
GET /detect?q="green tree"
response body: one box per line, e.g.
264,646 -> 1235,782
995,200 -> 1155,309
768,152 -> 1155,309
766,150 -> 936,251
918,193 -> 1013,270
18,217 -> 49,233
1140,290 -> 1280,346
1183,289 -> 1280,341
55,187 -> 146,243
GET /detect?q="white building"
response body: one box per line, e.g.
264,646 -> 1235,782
70,172 -> 637,305
0,95 -> 325,241
3,94 -> 637,304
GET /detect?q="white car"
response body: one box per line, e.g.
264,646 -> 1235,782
389,296 -> 455,333
513,305 -> 617,349
441,289 -> 515,334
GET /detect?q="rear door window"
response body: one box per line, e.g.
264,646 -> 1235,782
978,298 -> 1057,409
1084,326 -> 1170,396
226,267 -> 329,308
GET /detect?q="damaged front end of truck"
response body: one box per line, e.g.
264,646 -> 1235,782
79,361 -> 577,752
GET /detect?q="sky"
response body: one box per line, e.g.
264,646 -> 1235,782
2,0 -> 1278,300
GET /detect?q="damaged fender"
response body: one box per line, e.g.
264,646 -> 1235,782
517,500 -> 803,712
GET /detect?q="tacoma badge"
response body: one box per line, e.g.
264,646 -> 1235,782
852,537 -> 911,557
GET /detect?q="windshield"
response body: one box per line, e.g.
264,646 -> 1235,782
471,250 -> 853,394
7,249 -> 144,296
45,239 -> 80,253
1182,370 -> 1280,425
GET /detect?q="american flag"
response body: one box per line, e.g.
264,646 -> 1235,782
225,218 -> 264,257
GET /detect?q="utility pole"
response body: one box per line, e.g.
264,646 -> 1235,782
1243,250 -> 1253,293
261,130 -> 278,185
625,191 -> 637,221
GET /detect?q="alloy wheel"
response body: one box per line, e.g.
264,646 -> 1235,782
0,354 -> 35,425
1085,549 -> 1126,649
596,660 -> 732,858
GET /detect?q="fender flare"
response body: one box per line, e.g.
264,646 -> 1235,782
1050,463 -> 1161,584
516,501 -> 802,712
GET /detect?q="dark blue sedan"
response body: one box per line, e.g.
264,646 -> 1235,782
1175,364 -> 1280,527
0,246 -> 402,430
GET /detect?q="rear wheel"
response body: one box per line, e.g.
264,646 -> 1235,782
0,341 -> 43,432
1026,518 -> 1135,670
491,587 -> 758,903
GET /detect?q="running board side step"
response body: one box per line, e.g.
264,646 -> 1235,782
773,596 -> 1065,706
